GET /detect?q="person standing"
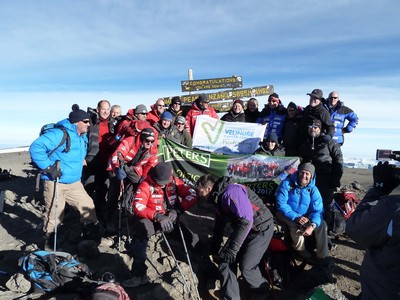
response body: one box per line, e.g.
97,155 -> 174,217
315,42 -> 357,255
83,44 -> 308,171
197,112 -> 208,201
244,97 -> 261,123
256,93 -> 287,141
169,116 -> 193,148
196,174 -> 274,300
282,101 -> 303,157
324,91 -> 359,146
147,98 -> 166,126
346,161 -> 400,300
30,104 -> 99,250
166,96 -> 183,123
186,93 -> 219,137
221,99 -> 247,122
110,104 -> 122,118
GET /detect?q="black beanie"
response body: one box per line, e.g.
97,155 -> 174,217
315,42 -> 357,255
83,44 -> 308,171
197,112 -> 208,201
69,104 -> 90,123
140,128 -> 155,140
149,162 -> 172,185
266,132 -> 279,143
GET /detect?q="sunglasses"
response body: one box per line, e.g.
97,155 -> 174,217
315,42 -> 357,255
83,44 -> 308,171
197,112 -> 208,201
139,113 -> 148,115
176,122 -> 185,125
287,108 -> 296,112
81,120 -> 90,124
330,97 -> 338,99
144,139 -> 155,143
308,125 -> 320,129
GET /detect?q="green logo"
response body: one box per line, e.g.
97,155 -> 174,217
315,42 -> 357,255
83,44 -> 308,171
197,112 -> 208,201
201,120 -> 224,144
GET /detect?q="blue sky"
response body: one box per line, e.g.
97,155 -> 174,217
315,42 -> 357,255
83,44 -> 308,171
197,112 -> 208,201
1,0 -> 399,159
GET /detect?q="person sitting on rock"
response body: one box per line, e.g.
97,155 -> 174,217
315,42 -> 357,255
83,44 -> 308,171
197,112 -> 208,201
275,162 -> 331,265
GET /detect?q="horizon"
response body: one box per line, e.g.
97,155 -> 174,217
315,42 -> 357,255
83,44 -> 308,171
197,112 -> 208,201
0,1 -> 399,159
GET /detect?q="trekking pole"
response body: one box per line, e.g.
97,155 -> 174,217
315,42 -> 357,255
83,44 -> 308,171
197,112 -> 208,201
178,223 -> 201,300
161,232 -> 194,299
118,179 -> 124,252
53,161 -> 61,252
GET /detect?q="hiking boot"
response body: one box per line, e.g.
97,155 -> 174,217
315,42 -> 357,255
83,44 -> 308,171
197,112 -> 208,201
122,275 -> 150,288
297,249 -> 311,259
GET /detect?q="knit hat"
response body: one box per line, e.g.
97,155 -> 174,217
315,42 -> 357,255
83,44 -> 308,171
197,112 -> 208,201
135,104 -> 148,114
197,93 -> 209,103
309,118 -> 322,129
268,93 -> 280,101
175,116 -> 186,124
307,89 -> 323,99
287,102 -> 297,110
266,133 -> 279,143
298,162 -> 315,178
149,162 -> 172,185
160,111 -> 173,122
69,104 -> 90,123
171,96 -> 181,105
233,99 -> 244,109
140,128 -> 155,140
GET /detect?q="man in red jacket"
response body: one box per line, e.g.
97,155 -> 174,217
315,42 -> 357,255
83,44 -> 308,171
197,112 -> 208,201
186,93 -> 219,136
146,98 -> 166,126
123,162 -> 213,288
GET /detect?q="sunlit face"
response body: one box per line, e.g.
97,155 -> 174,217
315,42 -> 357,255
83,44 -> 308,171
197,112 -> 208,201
77,119 -> 91,135
309,96 -> 321,107
328,92 -> 339,107
265,140 -> 277,151
161,119 -> 171,129
142,137 -> 155,149
247,100 -> 258,112
176,122 -> 185,132
232,103 -> 243,114
201,101 -> 210,108
298,170 -> 312,187
172,102 -> 181,111
156,100 -> 165,114
136,112 -> 147,121
98,101 -> 110,119
268,97 -> 279,109
111,107 -> 121,118
308,125 -> 321,138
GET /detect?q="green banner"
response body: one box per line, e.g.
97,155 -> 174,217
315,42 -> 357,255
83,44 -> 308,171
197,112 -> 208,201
158,139 -> 301,200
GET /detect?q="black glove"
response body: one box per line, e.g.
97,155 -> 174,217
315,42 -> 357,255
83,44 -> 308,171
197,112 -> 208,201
115,168 -> 127,181
155,213 -> 174,233
43,161 -> 62,181
219,246 -> 237,264
168,209 -> 179,223
373,161 -> 399,195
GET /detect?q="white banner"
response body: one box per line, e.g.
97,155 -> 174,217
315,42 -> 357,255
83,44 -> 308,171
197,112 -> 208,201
192,115 -> 267,154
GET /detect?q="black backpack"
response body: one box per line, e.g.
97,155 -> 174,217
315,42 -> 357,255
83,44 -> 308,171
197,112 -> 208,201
40,123 -> 71,157
18,250 -> 91,292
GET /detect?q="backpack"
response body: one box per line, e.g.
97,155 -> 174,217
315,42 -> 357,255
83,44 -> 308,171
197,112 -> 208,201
18,250 -> 91,292
91,282 -> 130,300
40,123 -> 71,157
333,191 -> 361,220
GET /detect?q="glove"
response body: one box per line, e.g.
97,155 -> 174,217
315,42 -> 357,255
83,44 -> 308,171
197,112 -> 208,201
342,127 -> 349,134
155,213 -> 174,233
168,209 -> 179,223
219,246 -> 237,264
373,161 -> 399,195
43,161 -> 62,181
323,135 -> 332,141
115,168 -> 127,181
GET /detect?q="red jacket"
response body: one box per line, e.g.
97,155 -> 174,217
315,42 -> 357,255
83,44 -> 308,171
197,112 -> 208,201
185,101 -> 219,136
107,135 -> 158,178
133,176 -> 197,220
146,104 -> 161,126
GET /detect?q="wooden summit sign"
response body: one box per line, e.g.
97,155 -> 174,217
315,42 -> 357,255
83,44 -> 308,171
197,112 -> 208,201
181,76 -> 243,92
163,85 -> 274,105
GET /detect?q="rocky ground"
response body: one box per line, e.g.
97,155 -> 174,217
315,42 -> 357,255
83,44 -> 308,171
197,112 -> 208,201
0,151 -> 373,299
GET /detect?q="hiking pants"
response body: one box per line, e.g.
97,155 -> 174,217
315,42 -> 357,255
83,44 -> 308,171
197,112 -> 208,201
219,224 -> 273,300
43,180 -> 98,234
277,212 -> 329,258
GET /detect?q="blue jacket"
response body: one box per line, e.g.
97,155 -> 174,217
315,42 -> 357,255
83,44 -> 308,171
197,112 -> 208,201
256,104 -> 287,141
325,101 -> 358,145
30,119 -> 88,184
275,171 -> 323,226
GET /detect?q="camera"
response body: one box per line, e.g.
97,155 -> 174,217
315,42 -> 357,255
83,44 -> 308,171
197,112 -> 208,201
376,149 -> 400,161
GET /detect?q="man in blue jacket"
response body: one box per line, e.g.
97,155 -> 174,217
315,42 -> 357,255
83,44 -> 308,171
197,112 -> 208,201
30,104 -> 99,250
275,162 -> 329,262
197,174 -> 274,300
324,91 -> 359,146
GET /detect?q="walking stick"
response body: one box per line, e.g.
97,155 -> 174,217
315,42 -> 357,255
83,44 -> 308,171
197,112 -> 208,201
161,232 -> 194,299
118,179 -> 124,252
53,161 -> 61,251
178,223 -> 201,300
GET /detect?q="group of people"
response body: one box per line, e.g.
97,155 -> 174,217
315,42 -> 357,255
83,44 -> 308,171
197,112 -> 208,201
28,89 -> 399,299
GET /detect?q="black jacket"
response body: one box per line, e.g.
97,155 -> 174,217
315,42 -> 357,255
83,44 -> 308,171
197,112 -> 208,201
221,111 -> 247,122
